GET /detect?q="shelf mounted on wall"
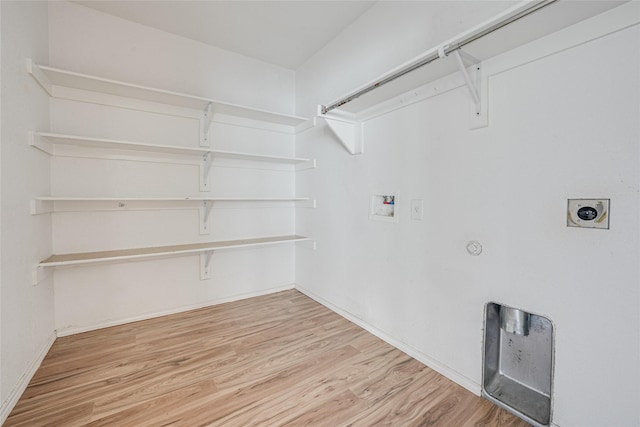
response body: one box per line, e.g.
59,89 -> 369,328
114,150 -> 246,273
25,59 -> 319,290
32,235 -> 315,284
29,132 -> 316,192
316,45 -> 486,156
316,0 -> 574,154
30,196 -> 316,236
26,59 -> 312,133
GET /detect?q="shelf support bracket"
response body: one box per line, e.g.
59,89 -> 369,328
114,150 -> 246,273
28,131 -> 54,155
297,239 -> 317,251
295,158 -> 317,172
30,199 -> 53,215
199,200 -> 214,235
319,108 -> 363,155
451,49 -> 481,114
26,59 -> 54,96
200,152 -> 212,192
200,102 -> 213,147
295,199 -> 317,209
32,266 -> 52,286
200,251 -> 214,280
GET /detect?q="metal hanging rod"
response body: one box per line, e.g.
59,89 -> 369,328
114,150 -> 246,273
321,0 -> 557,115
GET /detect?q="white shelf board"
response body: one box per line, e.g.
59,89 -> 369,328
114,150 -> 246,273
34,196 -> 311,202
212,150 -> 311,165
30,196 -> 316,215
31,132 -> 312,165
326,1 -> 624,116
39,235 -> 309,267
28,61 -> 309,127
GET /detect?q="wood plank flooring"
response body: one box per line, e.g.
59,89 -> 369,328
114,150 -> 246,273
5,290 -> 529,426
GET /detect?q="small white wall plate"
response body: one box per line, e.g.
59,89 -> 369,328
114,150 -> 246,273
567,199 -> 609,229
410,199 -> 424,221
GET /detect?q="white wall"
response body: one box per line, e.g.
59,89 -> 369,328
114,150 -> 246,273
296,3 -> 639,426
49,1 -> 296,115
47,1 -> 299,334
0,1 -> 54,423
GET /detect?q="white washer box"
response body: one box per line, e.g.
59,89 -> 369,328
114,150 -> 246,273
369,193 -> 399,223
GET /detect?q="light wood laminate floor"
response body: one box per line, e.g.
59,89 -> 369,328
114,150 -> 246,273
6,290 -> 529,426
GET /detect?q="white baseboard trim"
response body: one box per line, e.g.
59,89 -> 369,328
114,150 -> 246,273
0,332 -> 56,425
56,283 -> 295,337
295,285 -> 481,396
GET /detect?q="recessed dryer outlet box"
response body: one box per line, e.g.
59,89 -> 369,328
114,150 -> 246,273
567,199 -> 609,229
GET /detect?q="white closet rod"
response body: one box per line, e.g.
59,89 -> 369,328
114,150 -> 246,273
321,0 -> 556,114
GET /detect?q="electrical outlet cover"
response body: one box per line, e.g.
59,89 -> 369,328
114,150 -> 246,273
411,199 -> 424,220
567,199 -> 609,229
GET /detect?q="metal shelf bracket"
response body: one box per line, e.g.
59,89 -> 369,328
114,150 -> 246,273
319,107 -> 363,155
295,199 -> 317,209
200,251 -> 214,280
32,265 -> 52,286
199,200 -> 214,235
295,158 -> 317,172
447,49 -> 488,129
200,152 -> 212,191
31,199 -> 53,215
200,102 -> 213,147
451,49 -> 481,115
297,239 -> 317,251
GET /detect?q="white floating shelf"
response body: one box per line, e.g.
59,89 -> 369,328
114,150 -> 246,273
27,60 -> 309,128
30,132 -> 314,167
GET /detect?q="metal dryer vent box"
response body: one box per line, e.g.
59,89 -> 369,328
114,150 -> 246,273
567,199 -> 609,229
